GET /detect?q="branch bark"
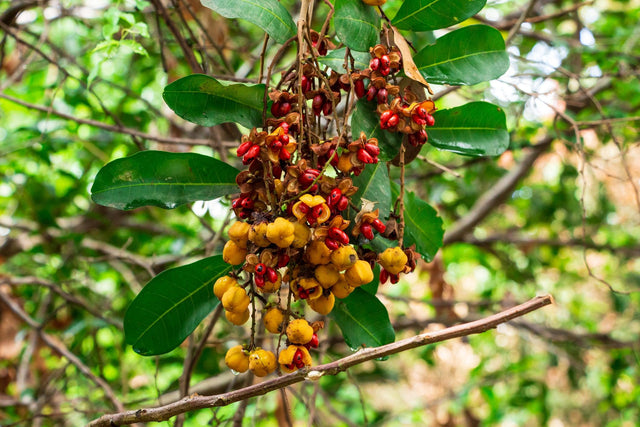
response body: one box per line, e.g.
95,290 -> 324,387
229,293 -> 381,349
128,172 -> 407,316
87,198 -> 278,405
88,295 -> 553,426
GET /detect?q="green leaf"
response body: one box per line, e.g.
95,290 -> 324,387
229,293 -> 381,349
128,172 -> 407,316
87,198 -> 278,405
331,288 -> 395,349
351,161 -> 391,221
124,256 -> 233,356
91,151 -> 240,210
163,74 -> 266,128
391,182 -> 443,262
351,99 -> 403,161
201,0 -> 296,44
334,0 -> 380,52
427,101 -> 509,156
392,0 -> 487,31
317,48 -> 371,72
413,25 -> 509,86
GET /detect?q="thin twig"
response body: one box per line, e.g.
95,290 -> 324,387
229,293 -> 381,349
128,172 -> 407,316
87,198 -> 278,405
88,295 -> 553,426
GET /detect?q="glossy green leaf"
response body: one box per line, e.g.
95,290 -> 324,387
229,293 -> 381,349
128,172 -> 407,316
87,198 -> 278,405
91,151 -> 240,210
201,0 -> 296,44
124,256 -> 233,356
334,0 -> 380,52
351,99 -> 403,160
351,161 -> 391,221
317,48 -> 371,72
414,25 -> 509,85
428,102 -> 509,156
392,0 -> 487,31
331,288 -> 395,349
163,74 -> 266,128
391,182 -> 443,262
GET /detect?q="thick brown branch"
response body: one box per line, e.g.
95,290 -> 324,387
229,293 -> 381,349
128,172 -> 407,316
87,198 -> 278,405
88,295 -> 553,426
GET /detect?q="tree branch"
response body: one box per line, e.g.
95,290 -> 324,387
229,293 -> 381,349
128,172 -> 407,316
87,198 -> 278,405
88,295 -> 553,426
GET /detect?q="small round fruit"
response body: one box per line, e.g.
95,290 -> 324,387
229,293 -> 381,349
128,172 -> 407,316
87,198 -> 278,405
221,286 -> 250,314
223,240 -> 247,265
330,245 -> 358,270
263,307 -> 286,334
330,275 -> 354,299
248,222 -> 271,247
344,260 -> 374,287
266,217 -> 295,248
279,345 -> 312,373
214,275 -> 238,300
260,270 -> 282,293
378,247 -> 408,275
225,345 -> 249,373
249,349 -> 277,377
286,319 -> 314,345
308,291 -> 335,315
305,240 -> 332,265
291,221 -> 311,248
314,264 -> 340,289
225,308 -> 250,325
228,221 -> 250,248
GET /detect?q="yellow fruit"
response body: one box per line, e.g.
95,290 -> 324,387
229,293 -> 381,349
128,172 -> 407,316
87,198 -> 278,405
278,345 -> 312,373
263,307 -> 286,334
330,275 -> 354,299
266,217 -> 295,248
248,222 -> 271,247
228,221 -> 250,248
221,286 -> 250,314
378,247 -> 408,275
344,260 -> 374,287
330,245 -> 358,270
249,348 -> 277,377
299,194 -> 326,208
308,291 -> 335,315
292,277 -> 322,300
305,240 -> 332,265
225,345 -> 249,373
291,221 -> 311,248
314,264 -> 340,289
286,319 -> 314,344
213,275 -> 238,300
223,240 -> 247,265
225,308 -> 250,325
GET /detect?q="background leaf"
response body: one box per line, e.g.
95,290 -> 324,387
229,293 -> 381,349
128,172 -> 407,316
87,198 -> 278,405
201,0 -> 296,43
413,25 -> 510,86
334,0 -> 380,52
392,182 -> 443,262
392,0 -> 487,31
124,256 -> 233,356
351,99 -> 403,160
331,288 -> 395,349
427,102 -> 509,156
317,48 -> 371,72
163,74 -> 266,128
351,162 -> 392,221
91,151 -> 240,210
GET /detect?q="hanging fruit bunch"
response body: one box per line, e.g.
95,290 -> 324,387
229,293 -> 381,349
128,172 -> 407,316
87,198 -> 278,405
215,28 -> 436,377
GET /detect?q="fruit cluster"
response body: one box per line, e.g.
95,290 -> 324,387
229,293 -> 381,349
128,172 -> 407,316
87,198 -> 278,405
215,37 -> 429,376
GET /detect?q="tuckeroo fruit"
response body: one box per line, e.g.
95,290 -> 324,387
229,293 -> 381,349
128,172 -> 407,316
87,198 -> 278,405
223,240 -> 247,265
263,307 -> 286,333
214,275 -> 237,300
286,319 -> 314,345
344,260 -> 374,287
378,247 -> 408,275
225,308 -> 250,325
225,345 -> 250,373
249,349 -> 277,377
222,286 -> 250,314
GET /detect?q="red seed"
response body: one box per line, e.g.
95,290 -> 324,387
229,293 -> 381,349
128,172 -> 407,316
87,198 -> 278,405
380,67 -> 390,77
255,274 -> 265,288
416,106 -> 428,119
307,333 -> 319,348
280,101 -> 291,116
270,102 -> 282,117
380,110 -> 394,129
322,102 -> 333,116
255,263 -> 267,275
380,55 -> 390,69
361,223 -> 374,240
301,75 -> 311,93
364,143 -> 380,156
357,148 -> 374,164
425,114 -> 435,127
369,57 -> 380,71
279,147 -> 292,160
298,203 -> 310,214
280,122 -> 290,133
237,141 -> 253,157
311,204 -> 324,219
366,86 -> 378,102
238,210 -> 250,219
377,87 -> 388,104
324,238 -> 339,250
312,94 -> 324,110
327,188 -> 342,206
266,267 -> 278,284
241,198 -> 254,209
244,144 -> 261,161
354,79 -> 366,98
371,218 -> 386,233
390,273 -> 400,284
231,197 -> 242,209
412,114 -> 427,126
270,140 -> 283,151
299,173 -> 317,187
337,196 -> 349,211
386,113 -> 399,127
278,254 -> 290,268
380,269 -> 389,284
280,134 -> 290,144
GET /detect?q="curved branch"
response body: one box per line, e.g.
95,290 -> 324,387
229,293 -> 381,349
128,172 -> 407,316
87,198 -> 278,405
89,295 -> 553,426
